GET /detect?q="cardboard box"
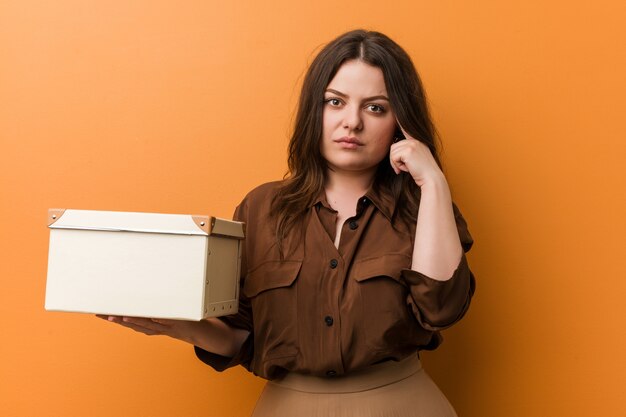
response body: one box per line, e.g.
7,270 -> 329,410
45,209 -> 244,320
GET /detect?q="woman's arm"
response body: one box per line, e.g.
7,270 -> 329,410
389,127 -> 463,281
411,174 -> 463,280
390,127 -> 474,329
98,315 -> 250,358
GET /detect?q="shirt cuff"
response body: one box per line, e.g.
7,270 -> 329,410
193,331 -> 254,372
401,254 -> 475,331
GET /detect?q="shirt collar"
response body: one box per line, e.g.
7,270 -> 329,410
363,184 -> 396,222
310,190 -> 330,209
310,183 -> 397,222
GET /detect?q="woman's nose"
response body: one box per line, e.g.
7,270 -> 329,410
342,107 -> 363,131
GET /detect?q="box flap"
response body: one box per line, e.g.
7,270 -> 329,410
48,209 -> 210,235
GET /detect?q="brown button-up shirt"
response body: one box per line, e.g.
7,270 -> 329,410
195,181 -> 475,380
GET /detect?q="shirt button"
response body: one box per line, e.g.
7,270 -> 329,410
324,316 -> 334,326
348,220 -> 358,230
326,370 -> 337,377
329,259 -> 338,269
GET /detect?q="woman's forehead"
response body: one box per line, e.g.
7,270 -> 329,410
326,60 -> 388,97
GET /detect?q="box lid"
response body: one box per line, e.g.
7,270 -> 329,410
48,209 -> 244,238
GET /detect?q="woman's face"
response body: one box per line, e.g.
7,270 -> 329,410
321,59 -> 396,177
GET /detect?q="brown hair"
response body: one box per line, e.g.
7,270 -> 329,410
272,29 -> 441,252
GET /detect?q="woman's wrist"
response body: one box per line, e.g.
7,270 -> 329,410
417,171 -> 449,195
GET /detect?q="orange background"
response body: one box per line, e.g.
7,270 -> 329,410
1,1 -> 625,416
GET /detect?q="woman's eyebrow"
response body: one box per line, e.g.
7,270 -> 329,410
325,88 -> 389,102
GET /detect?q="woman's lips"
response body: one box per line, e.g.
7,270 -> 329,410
334,137 -> 363,149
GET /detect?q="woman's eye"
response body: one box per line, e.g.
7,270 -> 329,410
325,98 -> 342,106
367,104 -> 385,113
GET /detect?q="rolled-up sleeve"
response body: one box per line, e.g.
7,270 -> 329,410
401,203 -> 476,331
194,330 -> 253,372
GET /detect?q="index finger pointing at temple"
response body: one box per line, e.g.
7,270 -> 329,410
395,118 -> 412,141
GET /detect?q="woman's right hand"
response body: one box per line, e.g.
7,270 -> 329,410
96,315 -> 199,344
96,315 -> 249,358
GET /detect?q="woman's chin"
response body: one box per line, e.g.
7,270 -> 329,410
326,161 -> 379,176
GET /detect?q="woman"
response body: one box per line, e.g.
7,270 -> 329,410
102,29 -> 475,416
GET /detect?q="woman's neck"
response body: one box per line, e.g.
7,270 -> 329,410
324,168 -> 376,196
324,168 -> 376,216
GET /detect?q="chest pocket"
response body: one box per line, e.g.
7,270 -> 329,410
243,260 -> 302,360
243,260 -> 302,297
352,253 -> 416,352
352,253 -> 410,286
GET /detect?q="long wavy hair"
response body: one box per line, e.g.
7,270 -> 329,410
272,29 -> 442,252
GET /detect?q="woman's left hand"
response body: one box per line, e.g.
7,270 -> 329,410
389,124 -> 445,187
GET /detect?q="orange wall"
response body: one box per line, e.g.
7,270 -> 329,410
1,1 -> 625,416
